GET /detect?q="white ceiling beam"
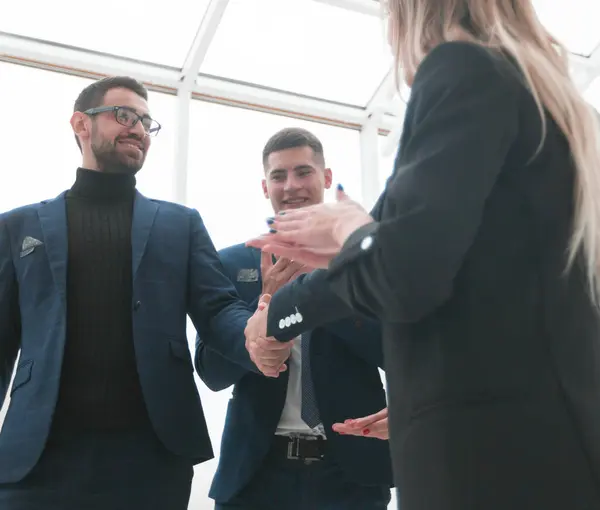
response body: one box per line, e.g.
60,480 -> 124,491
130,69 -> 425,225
194,74 -> 381,129
0,31 -> 180,93
0,31 -> 398,134
180,0 -> 230,87
173,0 -> 230,204
366,68 -> 395,114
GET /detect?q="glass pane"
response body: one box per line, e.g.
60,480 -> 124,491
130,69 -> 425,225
583,77 -> 600,112
0,0 -> 210,66
201,0 -> 392,106
0,62 -> 176,213
187,101 -> 363,250
533,0 -> 600,56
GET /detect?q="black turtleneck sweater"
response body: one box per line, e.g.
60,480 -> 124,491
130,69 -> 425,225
52,168 -> 149,431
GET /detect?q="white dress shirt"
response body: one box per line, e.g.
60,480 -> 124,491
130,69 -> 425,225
275,335 -> 325,437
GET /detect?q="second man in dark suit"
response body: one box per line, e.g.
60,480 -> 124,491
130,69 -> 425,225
195,128 -> 392,509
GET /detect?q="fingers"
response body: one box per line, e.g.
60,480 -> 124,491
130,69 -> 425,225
260,250 -> 274,274
260,242 -> 303,261
246,331 -> 294,378
269,219 -> 305,235
332,417 -> 389,440
348,408 -> 388,428
246,235 -> 273,250
331,408 -> 389,439
254,336 -> 293,352
335,183 -> 349,202
277,259 -> 306,282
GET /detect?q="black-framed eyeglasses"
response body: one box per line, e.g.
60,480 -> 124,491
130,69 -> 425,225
84,105 -> 161,136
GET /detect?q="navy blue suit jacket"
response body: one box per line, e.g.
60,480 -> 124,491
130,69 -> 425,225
195,244 -> 393,503
0,191 -> 257,484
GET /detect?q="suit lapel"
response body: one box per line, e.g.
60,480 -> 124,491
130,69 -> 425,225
131,191 -> 159,280
37,192 -> 68,301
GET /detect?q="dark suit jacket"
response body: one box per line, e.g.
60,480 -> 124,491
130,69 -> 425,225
0,191 -> 256,483
264,42 -> 600,510
195,244 -> 392,503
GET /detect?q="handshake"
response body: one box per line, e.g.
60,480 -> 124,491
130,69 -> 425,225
242,251 -> 308,378
243,293 -> 291,378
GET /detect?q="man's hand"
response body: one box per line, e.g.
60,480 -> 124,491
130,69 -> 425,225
260,251 -> 309,296
244,294 -> 293,377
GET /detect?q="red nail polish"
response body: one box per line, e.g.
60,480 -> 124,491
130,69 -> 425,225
362,429 -> 370,435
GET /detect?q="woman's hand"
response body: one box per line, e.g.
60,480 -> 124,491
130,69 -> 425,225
332,407 -> 389,440
247,185 -> 374,267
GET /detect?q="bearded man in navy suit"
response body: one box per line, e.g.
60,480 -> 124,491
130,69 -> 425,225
0,76 -> 255,509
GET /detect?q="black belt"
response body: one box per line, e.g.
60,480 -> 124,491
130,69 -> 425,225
270,435 -> 326,462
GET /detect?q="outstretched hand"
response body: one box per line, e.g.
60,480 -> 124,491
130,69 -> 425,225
332,407 -> 389,440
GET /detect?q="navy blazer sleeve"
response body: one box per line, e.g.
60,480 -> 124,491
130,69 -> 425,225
187,210 -> 259,374
0,215 -> 21,406
195,246 -> 257,390
327,42 -> 520,322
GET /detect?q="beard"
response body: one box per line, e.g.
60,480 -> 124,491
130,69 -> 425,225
91,131 -> 146,175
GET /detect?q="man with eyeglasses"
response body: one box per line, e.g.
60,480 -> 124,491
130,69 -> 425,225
0,76 -> 255,509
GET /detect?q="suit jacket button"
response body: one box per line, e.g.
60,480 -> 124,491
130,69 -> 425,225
360,236 -> 373,250
133,301 -> 141,311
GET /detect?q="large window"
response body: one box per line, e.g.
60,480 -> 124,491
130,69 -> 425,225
201,0 -> 391,106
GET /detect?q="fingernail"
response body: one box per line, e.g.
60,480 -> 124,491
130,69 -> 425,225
362,429 -> 370,435
278,211 -> 286,216
266,217 -> 274,225
337,183 -> 344,191
269,228 -> 277,233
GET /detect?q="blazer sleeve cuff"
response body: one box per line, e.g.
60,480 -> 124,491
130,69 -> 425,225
328,222 -> 380,275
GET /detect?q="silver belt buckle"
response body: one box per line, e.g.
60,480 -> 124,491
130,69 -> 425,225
286,436 -> 322,464
286,436 -> 301,460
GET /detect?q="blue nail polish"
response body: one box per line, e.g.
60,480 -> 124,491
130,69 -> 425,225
266,218 -> 274,225
269,228 -> 277,234
337,183 -> 344,191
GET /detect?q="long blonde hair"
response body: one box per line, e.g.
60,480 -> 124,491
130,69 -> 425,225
385,0 -> 600,303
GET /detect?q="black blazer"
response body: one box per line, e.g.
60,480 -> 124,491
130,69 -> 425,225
264,42 -> 600,510
195,244 -> 392,504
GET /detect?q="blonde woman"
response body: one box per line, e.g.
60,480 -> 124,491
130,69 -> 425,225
246,0 -> 600,508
